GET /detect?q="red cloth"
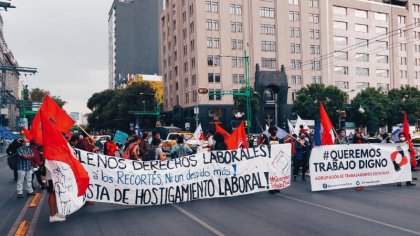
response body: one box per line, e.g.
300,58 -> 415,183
41,111 -> 89,197
22,127 -> 33,141
403,112 -> 417,167
226,122 -> 249,150
107,142 -> 118,156
30,96 -> 75,145
215,123 -> 230,140
30,146 -> 42,167
320,103 -> 335,145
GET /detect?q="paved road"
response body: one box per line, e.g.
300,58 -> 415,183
2,154 -> 420,236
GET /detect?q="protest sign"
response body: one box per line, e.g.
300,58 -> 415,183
73,144 -> 291,206
113,130 -> 128,145
310,144 -> 412,191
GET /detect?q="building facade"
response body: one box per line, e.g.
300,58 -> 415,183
161,0 -> 420,131
0,13 -> 20,130
108,0 -> 164,89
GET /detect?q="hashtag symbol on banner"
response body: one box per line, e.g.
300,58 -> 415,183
323,151 -> 329,160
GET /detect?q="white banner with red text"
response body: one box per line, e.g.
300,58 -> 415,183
74,144 -> 291,206
309,144 -> 412,191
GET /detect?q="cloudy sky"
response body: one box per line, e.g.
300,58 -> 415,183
3,0 -> 113,114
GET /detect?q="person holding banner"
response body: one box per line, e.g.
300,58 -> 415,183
293,134 -> 311,181
396,132 -> 416,187
268,127 -> 283,145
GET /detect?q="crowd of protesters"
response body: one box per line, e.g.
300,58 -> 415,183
4,124 -> 418,223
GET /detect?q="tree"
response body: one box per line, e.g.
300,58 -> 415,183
87,82 -> 158,132
350,87 -> 390,132
29,88 -> 66,107
387,86 -> 420,126
292,84 -> 347,124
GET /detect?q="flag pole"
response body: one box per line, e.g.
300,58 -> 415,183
77,124 -> 94,140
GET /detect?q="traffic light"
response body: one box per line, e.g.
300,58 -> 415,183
198,88 -> 209,94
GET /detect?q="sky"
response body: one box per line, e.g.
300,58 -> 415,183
3,0 -> 113,114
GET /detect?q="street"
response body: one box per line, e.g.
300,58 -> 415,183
1,154 -> 420,236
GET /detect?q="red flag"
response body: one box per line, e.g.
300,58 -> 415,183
320,103 -> 335,145
215,123 -> 230,140
403,112 -> 417,168
41,111 -> 89,197
30,96 -> 75,145
226,122 -> 249,150
22,127 -> 33,141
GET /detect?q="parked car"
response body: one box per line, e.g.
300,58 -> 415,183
162,132 -> 200,154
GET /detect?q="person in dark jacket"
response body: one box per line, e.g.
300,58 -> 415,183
6,138 -> 22,181
212,132 -> 227,151
293,134 -> 311,181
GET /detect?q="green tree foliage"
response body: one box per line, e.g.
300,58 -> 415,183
87,82 -> 158,132
350,87 -> 390,130
233,88 -> 260,116
29,88 -> 66,107
292,84 -> 346,124
387,86 -> 420,126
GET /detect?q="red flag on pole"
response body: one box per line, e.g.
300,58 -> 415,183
22,127 -> 33,141
215,123 -> 230,140
403,112 -> 417,168
41,111 -> 89,197
30,96 -> 75,145
320,102 -> 335,145
226,121 -> 249,150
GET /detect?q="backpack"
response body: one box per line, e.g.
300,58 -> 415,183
122,143 -> 136,159
7,154 -> 18,171
142,146 -> 156,161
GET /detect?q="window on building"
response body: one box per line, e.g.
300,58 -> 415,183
290,43 -> 301,53
400,43 -> 407,51
376,55 -> 388,64
209,89 -> 222,100
355,53 -> 369,62
309,13 -> 319,23
288,11 -> 300,21
232,74 -> 245,83
334,51 -> 348,61
261,58 -> 277,69
356,67 -> 369,76
355,24 -> 368,33
335,81 -> 349,89
309,0 -> 319,8
355,10 -> 368,18
333,6 -> 347,15
310,29 -> 320,39
312,76 -> 322,84
288,0 -> 299,5
230,4 -> 242,15
376,69 -> 389,78
398,15 -> 406,24
231,22 -> 243,32
375,12 -> 387,21
291,59 -> 302,69
334,36 -> 347,46
262,41 -> 276,51
289,27 -> 300,37
356,82 -> 369,90
400,70 -> 407,78
208,73 -> 221,83
335,66 -> 349,75
261,24 -> 275,35
232,57 -> 244,68
333,21 -> 347,30
312,60 -> 321,70
310,45 -> 321,54
207,55 -> 220,66
377,41 -> 388,49
400,57 -> 407,65
260,8 -> 275,18
377,83 -> 389,91
375,26 -> 387,35
355,38 -> 368,47
414,4 -> 420,12
291,75 -> 302,84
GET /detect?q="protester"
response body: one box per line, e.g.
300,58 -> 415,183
381,133 -> 394,143
103,137 -> 111,155
30,141 -> 46,190
76,133 -> 98,152
268,126 -> 283,145
46,168 -> 66,222
16,139 -> 35,198
336,129 -> 348,144
105,138 -> 118,156
212,132 -> 227,151
257,134 -> 269,146
206,130 -> 215,147
152,138 -> 165,160
171,135 -> 193,158
129,137 -> 142,160
6,138 -> 23,181
293,134 -> 311,181
353,133 -> 365,144
298,124 -> 307,136
396,132 -> 416,187
367,133 -> 381,143
149,131 -> 161,144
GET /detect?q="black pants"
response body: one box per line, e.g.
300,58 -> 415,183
293,153 -> 308,176
14,169 -> 17,180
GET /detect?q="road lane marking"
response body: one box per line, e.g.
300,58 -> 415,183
277,194 -> 420,235
172,204 -> 225,236
28,193 -> 42,208
14,220 -> 29,236
7,196 -> 32,236
26,192 -> 47,236
365,188 -> 420,200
